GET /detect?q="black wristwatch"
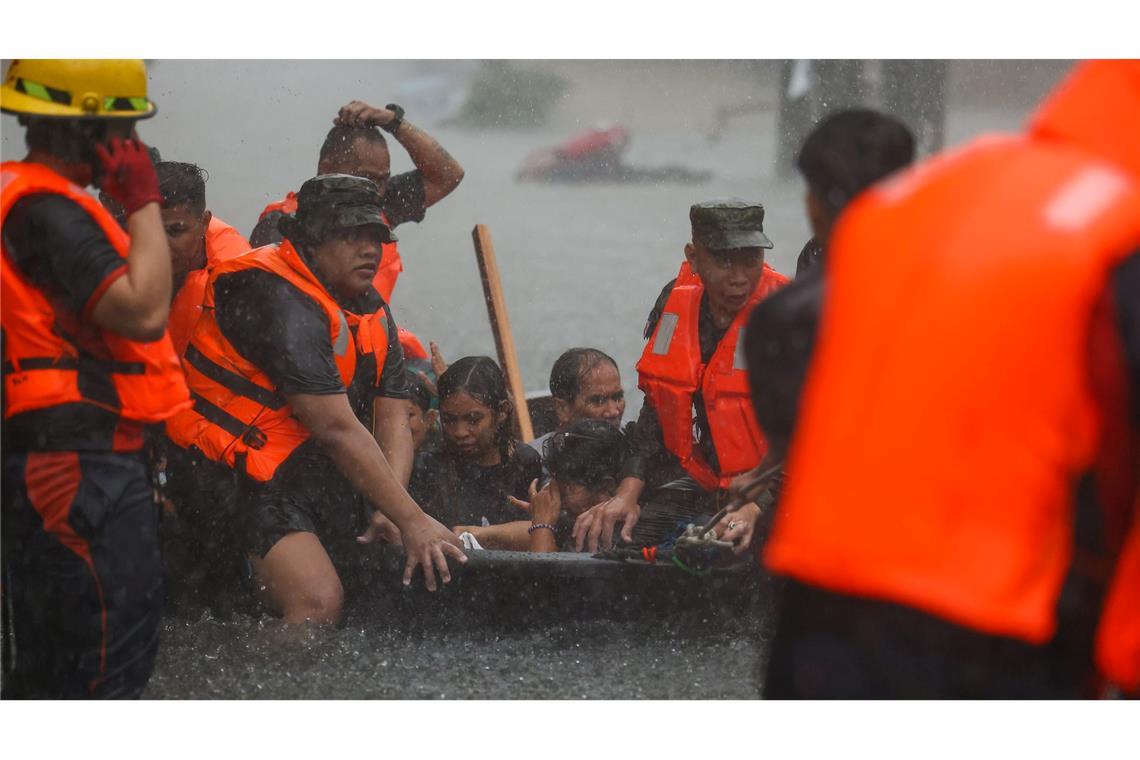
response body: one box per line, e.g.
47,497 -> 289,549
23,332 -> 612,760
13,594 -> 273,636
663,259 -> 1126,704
381,103 -> 405,135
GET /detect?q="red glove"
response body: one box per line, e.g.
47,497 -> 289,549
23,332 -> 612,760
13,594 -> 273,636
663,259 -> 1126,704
95,138 -> 161,216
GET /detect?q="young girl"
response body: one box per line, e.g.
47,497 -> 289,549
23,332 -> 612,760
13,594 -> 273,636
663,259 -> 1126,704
457,418 -> 629,552
409,356 -> 542,529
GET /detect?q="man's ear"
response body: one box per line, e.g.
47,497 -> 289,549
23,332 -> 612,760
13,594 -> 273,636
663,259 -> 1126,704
427,409 -> 439,430
202,209 -> 213,228
684,241 -> 697,266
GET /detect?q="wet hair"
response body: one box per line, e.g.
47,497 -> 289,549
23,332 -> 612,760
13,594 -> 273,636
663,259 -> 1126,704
318,124 -> 387,165
549,348 -> 619,401
406,369 -> 433,413
437,356 -> 516,459
155,161 -> 207,214
797,108 -> 916,216
543,419 -> 628,489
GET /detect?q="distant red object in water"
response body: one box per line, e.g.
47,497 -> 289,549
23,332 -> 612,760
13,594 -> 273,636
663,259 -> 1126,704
518,124 -> 711,185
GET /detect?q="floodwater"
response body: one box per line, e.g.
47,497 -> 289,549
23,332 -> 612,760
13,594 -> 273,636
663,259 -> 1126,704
0,60 -> 1070,699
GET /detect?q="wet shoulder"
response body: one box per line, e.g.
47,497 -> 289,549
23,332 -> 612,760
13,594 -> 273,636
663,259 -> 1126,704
644,278 -> 679,339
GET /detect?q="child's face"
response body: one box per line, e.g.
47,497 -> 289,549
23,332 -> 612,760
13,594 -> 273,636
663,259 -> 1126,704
440,390 -> 504,464
407,400 -> 430,450
555,479 -> 608,516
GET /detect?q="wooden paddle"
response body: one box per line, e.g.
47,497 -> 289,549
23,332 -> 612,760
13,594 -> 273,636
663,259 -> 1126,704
472,224 -> 534,442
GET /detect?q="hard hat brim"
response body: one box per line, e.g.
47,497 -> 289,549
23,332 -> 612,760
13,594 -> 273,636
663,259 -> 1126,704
0,89 -> 157,120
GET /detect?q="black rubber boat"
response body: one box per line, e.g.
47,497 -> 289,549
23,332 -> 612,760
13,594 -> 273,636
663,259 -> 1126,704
339,543 -> 774,629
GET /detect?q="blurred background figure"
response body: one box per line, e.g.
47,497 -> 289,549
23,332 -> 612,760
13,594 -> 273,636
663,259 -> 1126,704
758,60 -> 1140,699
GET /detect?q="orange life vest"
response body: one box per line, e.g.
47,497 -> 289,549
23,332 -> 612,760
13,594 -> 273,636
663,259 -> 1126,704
397,326 -> 428,361
637,260 -> 788,491
168,216 -> 251,358
164,239 -> 391,483
258,192 -> 403,302
764,131 -> 1140,644
1,161 -> 191,424
1097,496 -> 1140,692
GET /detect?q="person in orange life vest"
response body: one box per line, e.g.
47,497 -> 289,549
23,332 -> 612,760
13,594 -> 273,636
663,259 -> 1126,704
166,174 -> 466,624
155,161 -> 251,357
728,109 -> 915,508
756,60 -> 1140,698
249,101 -> 464,302
1,59 -> 190,699
572,201 -> 789,553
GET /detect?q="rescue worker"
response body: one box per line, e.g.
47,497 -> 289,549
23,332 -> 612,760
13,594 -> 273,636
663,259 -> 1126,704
249,100 -> 465,302
165,174 -> 465,625
1,59 -> 190,698
155,160 -> 251,356
150,160 -> 250,611
755,60 -> 1140,698
744,108 -> 915,464
573,201 -> 788,553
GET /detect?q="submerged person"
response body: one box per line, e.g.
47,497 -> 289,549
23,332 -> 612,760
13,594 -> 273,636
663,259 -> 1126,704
573,201 -> 788,554
458,419 -> 630,552
250,100 -> 464,301
527,347 -> 626,458
165,174 -> 465,625
409,356 -> 543,529
155,161 -> 251,356
1,59 -> 191,698
755,60 -> 1140,698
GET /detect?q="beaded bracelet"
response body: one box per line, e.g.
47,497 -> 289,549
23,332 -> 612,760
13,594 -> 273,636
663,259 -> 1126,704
528,523 -> 557,535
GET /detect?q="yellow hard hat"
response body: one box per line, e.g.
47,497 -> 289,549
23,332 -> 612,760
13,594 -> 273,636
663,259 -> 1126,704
0,59 -> 156,120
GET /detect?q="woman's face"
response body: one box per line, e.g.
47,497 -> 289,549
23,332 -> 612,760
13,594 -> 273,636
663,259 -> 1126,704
440,390 -> 505,466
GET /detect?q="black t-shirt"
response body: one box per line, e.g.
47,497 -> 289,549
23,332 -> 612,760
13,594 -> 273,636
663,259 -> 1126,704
2,193 -> 133,451
408,444 -> 543,528
742,265 -> 824,457
211,264 -> 408,500
622,278 -> 729,489
248,170 -> 428,248
795,237 -> 824,277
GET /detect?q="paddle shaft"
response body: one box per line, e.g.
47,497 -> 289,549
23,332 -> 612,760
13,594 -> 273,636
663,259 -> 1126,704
472,224 -> 534,441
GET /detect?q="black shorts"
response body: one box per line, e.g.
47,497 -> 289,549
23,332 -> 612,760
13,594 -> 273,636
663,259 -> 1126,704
763,579 -> 1099,699
2,450 -> 162,699
245,479 -> 369,563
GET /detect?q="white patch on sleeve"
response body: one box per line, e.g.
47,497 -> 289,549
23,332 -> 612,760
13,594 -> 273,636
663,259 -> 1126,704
652,313 -> 680,356
1043,165 -> 1129,232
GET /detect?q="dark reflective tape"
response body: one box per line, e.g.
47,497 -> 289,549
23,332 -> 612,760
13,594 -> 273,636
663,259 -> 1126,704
16,78 -> 71,105
104,96 -> 148,112
2,357 -> 79,374
2,355 -> 143,375
184,344 -> 284,410
191,391 -> 264,448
